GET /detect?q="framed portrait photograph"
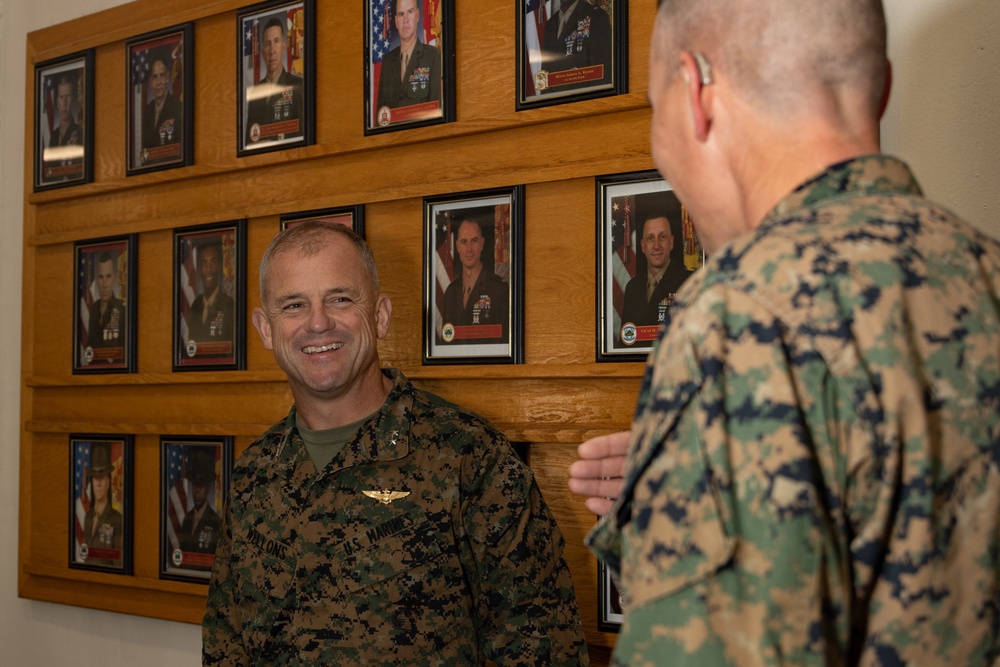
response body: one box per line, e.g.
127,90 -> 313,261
73,235 -> 137,374
173,221 -> 247,371
33,50 -> 94,191
160,436 -> 232,583
597,170 -> 704,361
237,0 -> 315,156
126,24 -> 194,175
69,435 -> 133,575
423,186 -> 524,365
365,0 -> 455,134
517,0 -> 627,110
598,558 -> 624,633
280,204 -> 365,236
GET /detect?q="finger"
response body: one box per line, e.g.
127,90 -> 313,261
585,497 -> 616,516
567,457 -> 627,480
577,430 -> 631,460
567,476 -> 624,500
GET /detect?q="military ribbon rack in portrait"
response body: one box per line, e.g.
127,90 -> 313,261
125,23 -> 194,175
73,235 -> 137,374
68,435 -> 134,575
517,0 -> 627,110
33,49 -> 94,191
280,204 -> 366,236
237,0 -> 315,156
423,186 -> 524,364
596,170 -> 705,361
364,0 -> 455,134
159,436 -> 233,583
172,221 -> 247,372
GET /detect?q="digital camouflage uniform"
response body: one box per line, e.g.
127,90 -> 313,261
204,369 -> 588,666
589,156 -> 1000,666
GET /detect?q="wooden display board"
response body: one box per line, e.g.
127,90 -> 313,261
21,1 -> 660,662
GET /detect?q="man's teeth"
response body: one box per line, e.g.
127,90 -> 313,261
303,343 -> 343,354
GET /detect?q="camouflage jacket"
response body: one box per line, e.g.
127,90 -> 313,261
204,369 -> 588,666
589,156 -> 1000,665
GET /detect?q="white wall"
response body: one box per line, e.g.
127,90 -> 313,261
1,1 -> 203,664
1,0 -> 997,664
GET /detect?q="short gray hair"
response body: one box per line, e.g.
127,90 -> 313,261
258,221 -> 379,305
653,0 -> 887,115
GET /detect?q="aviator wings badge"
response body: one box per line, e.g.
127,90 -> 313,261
363,488 -> 411,505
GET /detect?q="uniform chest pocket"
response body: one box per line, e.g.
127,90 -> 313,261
337,519 -> 444,597
233,521 -> 296,608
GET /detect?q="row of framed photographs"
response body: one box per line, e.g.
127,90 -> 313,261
73,170 -> 704,374
72,429 -> 628,630
34,0 -> 627,191
70,434 -> 232,584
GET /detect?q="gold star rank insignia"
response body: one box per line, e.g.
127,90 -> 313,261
363,489 -> 410,505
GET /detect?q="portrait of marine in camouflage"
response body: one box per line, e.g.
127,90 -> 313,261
569,0 -> 1000,665
203,221 -> 589,664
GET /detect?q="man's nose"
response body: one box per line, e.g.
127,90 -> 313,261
307,307 -> 334,332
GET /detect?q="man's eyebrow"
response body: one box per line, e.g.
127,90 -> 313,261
273,287 -> 355,303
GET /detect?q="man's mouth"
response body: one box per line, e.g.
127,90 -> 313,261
303,343 -> 344,354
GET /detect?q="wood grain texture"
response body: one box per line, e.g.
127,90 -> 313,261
21,1 -> 661,661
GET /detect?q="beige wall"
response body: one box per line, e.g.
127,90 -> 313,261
2,0 -> 997,664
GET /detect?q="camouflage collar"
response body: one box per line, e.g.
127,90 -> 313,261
272,369 -> 415,475
763,155 -> 923,228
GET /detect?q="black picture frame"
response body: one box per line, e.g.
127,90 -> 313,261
69,434 -> 134,575
73,235 -> 138,374
237,0 -> 315,156
596,170 -> 704,362
598,558 -> 624,633
280,204 -> 366,237
516,0 -> 627,110
364,0 -> 455,134
33,50 -> 94,191
423,186 -> 524,365
159,436 -> 233,583
173,220 -> 247,371
126,23 -> 194,175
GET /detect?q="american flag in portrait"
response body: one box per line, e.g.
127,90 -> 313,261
609,193 -> 637,328
130,33 -> 185,165
163,442 -> 220,557
432,210 -> 454,337
72,439 -> 124,562
430,203 -> 510,339
177,229 -> 237,352
369,0 -> 443,123
75,240 -> 128,369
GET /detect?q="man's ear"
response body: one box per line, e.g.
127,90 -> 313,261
877,58 -> 892,120
251,307 -> 274,350
679,51 -> 713,142
375,294 -> 392,339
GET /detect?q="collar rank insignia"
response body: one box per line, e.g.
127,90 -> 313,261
363,488 -> 410,505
